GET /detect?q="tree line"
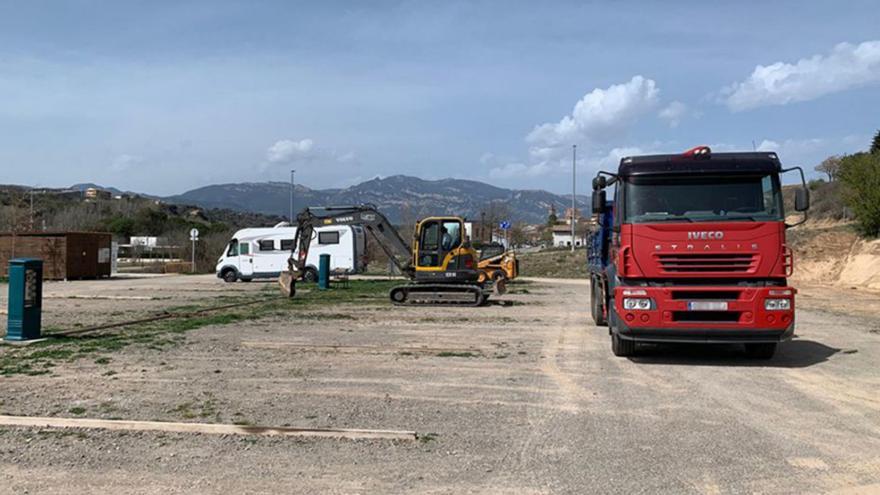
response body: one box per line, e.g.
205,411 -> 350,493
814,130 -> 880,237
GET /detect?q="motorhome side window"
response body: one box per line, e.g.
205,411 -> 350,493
318,231 -> 340,245
239,242 -> 250,255
280,239 -> 294,251
258,240 -> 275,251
227,240 -> 238,257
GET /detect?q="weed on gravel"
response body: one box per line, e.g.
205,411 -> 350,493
0,280 -> 398,377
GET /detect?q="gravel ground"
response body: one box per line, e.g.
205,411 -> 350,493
1,275 -> 879,494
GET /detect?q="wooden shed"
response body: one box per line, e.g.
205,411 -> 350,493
0,232 -> 113,280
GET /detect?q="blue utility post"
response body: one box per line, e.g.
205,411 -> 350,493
5,258 -> 43,341
318,254 -> 331,290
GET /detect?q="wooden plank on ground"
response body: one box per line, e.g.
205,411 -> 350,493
240,341 -> 484,355
0,415 -> 416,441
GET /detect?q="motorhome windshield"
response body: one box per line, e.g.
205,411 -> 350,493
623,174 -> 783,224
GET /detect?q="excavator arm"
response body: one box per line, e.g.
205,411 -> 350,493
280,204 -> 414,297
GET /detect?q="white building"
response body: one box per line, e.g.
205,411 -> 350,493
551,224 -> 587,248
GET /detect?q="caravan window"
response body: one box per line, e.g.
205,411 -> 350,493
239,242 -> 250,255
258,240 -> 275,251
280,239 -> 294,251
318,231 -> 340,245
227,240 -> 239,257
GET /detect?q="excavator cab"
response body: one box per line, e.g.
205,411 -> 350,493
412,217 -> 481,284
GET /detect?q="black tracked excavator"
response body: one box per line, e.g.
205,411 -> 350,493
278,204 -> 504,306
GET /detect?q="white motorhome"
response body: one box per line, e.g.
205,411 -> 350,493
216,223 -> 367,283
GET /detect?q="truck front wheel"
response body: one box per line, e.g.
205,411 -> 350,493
744,343 -> 777,359
611,332 -> 635,357
221,269 -> 238,283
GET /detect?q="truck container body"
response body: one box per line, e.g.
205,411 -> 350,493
588,147 -> 810,358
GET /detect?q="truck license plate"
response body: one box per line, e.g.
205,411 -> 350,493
688,301 -> 728,311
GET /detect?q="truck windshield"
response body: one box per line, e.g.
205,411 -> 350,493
623,174 -> 783,223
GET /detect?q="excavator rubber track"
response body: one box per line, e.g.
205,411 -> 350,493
389,284 -> 490,307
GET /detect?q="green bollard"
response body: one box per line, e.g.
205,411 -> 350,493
5,258 -> 43,341
318,254 -> 330,290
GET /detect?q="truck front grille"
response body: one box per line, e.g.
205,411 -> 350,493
656,253 -> 758,274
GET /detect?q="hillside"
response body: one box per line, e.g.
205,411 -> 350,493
167,175 -> 589,224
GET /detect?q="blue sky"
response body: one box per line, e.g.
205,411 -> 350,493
1,1 -> 878,195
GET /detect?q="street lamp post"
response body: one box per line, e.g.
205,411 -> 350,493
289,169 -> 296,224
571,144 -> 576,253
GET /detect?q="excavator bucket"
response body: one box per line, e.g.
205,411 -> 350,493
278,271 -> 296,298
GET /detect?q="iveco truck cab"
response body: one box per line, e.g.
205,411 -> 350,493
588,146 -> 810,359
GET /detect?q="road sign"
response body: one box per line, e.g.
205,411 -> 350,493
189,228 -> 200,273
499,221 -> 511,230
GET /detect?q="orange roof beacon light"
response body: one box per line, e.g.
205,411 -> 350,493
682,145 -> 711,159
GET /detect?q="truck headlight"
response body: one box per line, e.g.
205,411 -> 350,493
623,298 -> 653,310
764,298 -> 791,311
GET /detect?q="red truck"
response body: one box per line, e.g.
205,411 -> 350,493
587,146 -> 810,359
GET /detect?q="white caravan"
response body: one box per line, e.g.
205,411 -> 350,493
216,223 -> 367,283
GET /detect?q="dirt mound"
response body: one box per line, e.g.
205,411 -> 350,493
789,221 -> 880,290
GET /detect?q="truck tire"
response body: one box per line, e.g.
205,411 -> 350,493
611,332 -> 636,357
590,277 -> 607,326
744,343 -> 777,359
221,269 -> 238,283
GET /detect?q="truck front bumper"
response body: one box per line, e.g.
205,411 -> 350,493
612,285 -> 796,344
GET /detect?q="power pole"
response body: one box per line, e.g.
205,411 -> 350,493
289,169 -> 296,224
571,144 -> 577,253
29,188 -> 34,232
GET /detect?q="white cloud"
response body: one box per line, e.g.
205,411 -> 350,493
594,146 -> 647,169
526,76 -> 660,158
110,154 -> 144,172
755,139 -> 781,152
722,40 -> 880,111
262,138 -> 362,188
266,138 -> 315,163
658,101 -> 688,127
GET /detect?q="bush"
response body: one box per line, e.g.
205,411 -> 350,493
838,152 -> 880,237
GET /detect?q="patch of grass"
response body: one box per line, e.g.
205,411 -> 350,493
418,432 -> 439,443
94,357 -> 111,365
36,429 -> 88,440
0,280 -> 398,377
298,313 -> 357,321
169,402 -> 196,419
68,407 -> 87,415
517,248 -> 588,279
436,351 -> 478,358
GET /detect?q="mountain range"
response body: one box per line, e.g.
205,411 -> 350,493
163,175 -> 589,224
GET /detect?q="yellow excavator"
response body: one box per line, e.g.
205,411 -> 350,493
278,204 -> 504,306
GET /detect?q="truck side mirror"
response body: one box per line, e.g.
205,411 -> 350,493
592,176 -> 606,191
592,190 -> 606,214
795,188 -> 810,212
